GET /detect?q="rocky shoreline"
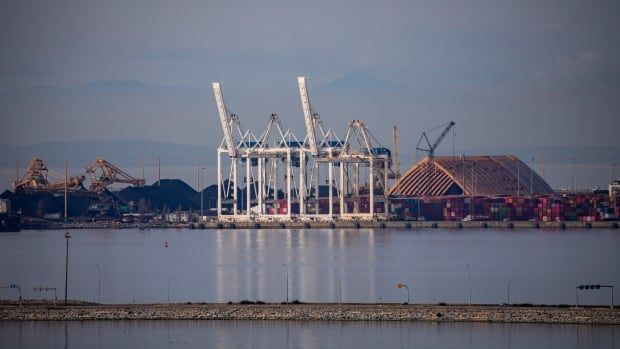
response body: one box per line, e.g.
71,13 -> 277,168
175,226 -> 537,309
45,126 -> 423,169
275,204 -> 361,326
1,303 -> 618,324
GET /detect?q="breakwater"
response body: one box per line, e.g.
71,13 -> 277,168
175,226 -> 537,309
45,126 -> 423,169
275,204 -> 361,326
1,304 -> 618,324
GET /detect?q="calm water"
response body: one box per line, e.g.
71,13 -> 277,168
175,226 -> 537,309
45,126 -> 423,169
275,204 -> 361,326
0,320 -> 618,349
0,228 -> 618,305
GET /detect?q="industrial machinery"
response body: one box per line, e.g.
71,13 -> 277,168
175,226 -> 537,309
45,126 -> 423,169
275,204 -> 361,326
86,159 -> 145,193
13,158 -> 85,192
415,121 -> 456,195
213,77 -> 395,222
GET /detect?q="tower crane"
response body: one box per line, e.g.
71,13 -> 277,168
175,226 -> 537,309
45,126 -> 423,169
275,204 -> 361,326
415,121 -> 456,195
416,121 -> 456,161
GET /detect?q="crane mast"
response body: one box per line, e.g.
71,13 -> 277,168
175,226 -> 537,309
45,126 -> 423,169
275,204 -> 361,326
392,126 -> 401,179
297,76 -> 319,156
213,82 -> 237,158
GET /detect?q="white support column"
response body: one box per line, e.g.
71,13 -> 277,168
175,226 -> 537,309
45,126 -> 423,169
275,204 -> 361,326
354,162 -> 359,214
258,156 -> 263,216
384,159 -> 389,215
369,159 -> 374,216
314,161 -> 319,216
217,149 -> 222,218
299,150 -> 306,216
246,157 -> 251,218
339,162 -> 345,216
274,159 -> 278,214
287,150 -> 292,219
232,159 -> 237,217
328,151 -> 333,218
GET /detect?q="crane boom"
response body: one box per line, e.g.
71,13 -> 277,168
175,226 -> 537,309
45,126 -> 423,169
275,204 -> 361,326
213,82 -> 237,158
297,76 -> 319,156
431,121 -> 455,154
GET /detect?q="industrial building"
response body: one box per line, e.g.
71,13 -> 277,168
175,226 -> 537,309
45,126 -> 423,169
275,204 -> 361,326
389,155 -> 554,197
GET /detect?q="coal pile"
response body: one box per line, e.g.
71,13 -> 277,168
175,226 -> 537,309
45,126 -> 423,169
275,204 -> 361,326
118,179 -> 200,212
1,189 -> 106,218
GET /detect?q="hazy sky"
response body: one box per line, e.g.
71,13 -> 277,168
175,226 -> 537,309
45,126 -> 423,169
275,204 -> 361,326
1,1 -> 619,154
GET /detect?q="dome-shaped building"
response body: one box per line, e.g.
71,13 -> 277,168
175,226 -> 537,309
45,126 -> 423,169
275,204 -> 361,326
389,155 -> 553,197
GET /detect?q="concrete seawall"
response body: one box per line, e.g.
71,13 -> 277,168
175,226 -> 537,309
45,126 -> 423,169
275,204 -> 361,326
40,219 -> 620,230
1,304 -> 618,324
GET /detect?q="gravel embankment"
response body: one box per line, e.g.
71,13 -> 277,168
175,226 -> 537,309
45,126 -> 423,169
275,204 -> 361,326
1,304 -> 618,324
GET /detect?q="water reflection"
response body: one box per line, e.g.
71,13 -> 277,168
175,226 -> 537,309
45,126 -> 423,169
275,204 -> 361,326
0,228 -> 618,304
2,321 -> 616,349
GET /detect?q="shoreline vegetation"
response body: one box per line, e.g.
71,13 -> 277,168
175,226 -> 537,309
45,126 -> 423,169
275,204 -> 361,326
1,302 -> 618,324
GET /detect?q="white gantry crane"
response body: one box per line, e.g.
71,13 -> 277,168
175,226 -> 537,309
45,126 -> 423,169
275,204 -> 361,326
214,77 -> 395,223
297,77 -> 391,221
213,82 -> 302,222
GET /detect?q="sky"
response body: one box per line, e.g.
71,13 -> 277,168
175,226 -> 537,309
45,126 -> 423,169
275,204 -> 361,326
1,0 -> 619,188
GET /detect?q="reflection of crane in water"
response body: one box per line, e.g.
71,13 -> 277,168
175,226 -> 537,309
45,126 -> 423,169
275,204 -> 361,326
13,158 -> 85,192
86,159 -> 145,193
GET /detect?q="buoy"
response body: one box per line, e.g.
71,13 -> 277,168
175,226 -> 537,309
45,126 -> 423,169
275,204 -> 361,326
165,241 -> 168,248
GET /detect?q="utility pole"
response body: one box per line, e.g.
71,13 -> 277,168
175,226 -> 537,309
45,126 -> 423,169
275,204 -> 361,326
64,232 -> 71,306
571,158 -> 577,194
530,157 -> 534,195
196,160 -> 200,191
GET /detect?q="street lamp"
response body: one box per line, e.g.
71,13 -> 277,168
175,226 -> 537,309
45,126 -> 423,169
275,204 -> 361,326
282,264 -> 289,304
94,264 -> 101,304
396,283 -> 410,304
201,168 -> 205,218
64,232 -> 71,306
507,278 -> 515,307
465,264 -> 471,305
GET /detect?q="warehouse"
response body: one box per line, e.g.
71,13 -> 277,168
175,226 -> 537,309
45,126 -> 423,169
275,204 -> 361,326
389,155 -> 554,197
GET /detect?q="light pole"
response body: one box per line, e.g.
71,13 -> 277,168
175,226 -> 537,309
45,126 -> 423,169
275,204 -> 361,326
571,158 -> 577,194
396,283 -> 410,304
200,167 -> 206,218
282,264 -> 289,304
530,157 -> 534,195
94,264 -> 101,304
64,232 -> 71,306
465,264 -> 471,305
507,278 -> 515,307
